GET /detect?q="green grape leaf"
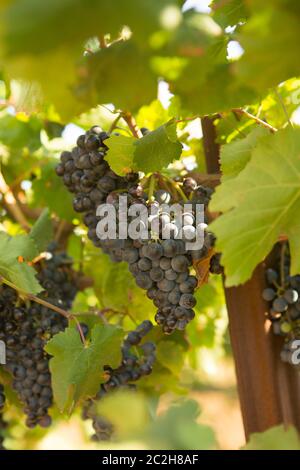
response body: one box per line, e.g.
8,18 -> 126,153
210,127 -> 300,286
244,425 -> 300,450
45,324 -> 123,412
260,80 -> 300,130
30,160 -> 74,222
105,134 -> 136,176
29,208 -> 53,253
84,245 -> 155,323
136,100 -> 170,131
1,0 -> 178,56
156,341 -> 185,376
236,5 -> 300,92
211,0 -> 248,27
220,126 -> 269,181
0,112 -> 42,152
85,41 -> 157,112
133,121 -> 182,173
105,121 -> 182,175
0,0 -> 181,118
187,277 -> 227,351
0,231 -> 41,293
145,399 -> 216,450
171,61 -> 256,115
97,390 -> 150,440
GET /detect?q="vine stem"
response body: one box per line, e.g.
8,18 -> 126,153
109,113 -> 122,133
121,111 -> 143,138
163,175 -> 188,202
175,115 -> 200,123
0,276 -> 87,346
273,88 -> 293,128
147,174 -> 156,202
232,108 -> 277,133
156,173 -> 176,200
0,172 -> 30,231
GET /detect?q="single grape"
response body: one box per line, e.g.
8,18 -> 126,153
179,294 -> 196,309
154,190 -> 171,204
135,273 -> 153,290
143,243 -> 163,260
162,240 -> 178,258
262,288 -> 276,302
149,267 -> 164,282
266,268 -> 278,285
165,269 -> 177,281
171,255 -> 190,273
138,258 -> 152,272
272,297 -> 288,313
283,289 -> 298,304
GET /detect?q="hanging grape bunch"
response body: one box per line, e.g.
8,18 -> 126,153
56,126 -> 222,334
0,245 -> 78,429
262,243 -> 300,366
55,126 -> 139,262
83,320 -> 156,441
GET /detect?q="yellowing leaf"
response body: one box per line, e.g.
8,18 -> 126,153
193,247 -> 215,286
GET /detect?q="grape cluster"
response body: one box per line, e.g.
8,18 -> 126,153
0,385 -> 6,450
128,239 -> 197,334
109,185 -> 215,333
56,126 -> 221,334
83,320 -> 156,441
262,245 -> 300,366
0,246 -> 78,428
55,126 -> 139,262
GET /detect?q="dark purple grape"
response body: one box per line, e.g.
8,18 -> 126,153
162,240 -> 178,258
272,297 -> 288,313
149,267 -> 164,282
262,288 -> 276,302
143,243 -> 163,260
138,258 -> 152,272
283,289 -> 298,304
266,269 -> 279,284
171,255 -> 190,273
136,273 -> 153,290
179,294 -> 196,309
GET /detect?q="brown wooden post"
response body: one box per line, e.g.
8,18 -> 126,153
201,117 -> 300,440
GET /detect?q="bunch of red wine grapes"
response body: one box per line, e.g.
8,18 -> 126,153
83,320 -> 156,441
0,243 -> 78,430
56,126 -> 222,335
0,242 -> 157,445
262,244 -> 300,366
